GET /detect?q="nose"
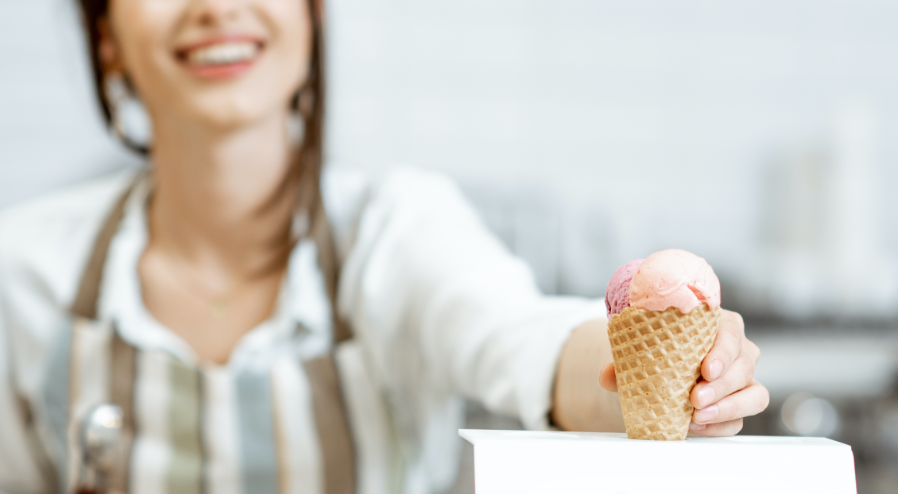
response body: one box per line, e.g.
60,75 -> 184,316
186,0 -> 243,28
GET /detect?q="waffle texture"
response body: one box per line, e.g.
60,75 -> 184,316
608,305 -> 721,440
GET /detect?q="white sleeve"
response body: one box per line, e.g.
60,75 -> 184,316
338,168 -> 607,430
0,294 -> 52,493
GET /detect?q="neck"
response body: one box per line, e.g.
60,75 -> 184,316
148,113 -> 296,277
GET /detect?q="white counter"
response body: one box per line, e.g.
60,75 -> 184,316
460,429 -> 857,494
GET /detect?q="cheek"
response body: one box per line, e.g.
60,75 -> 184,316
262,0 -> 314,93
109,2 -> 180,102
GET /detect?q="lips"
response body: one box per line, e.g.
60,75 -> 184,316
175,37 -> 265,80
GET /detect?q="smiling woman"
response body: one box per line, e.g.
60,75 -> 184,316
0,1 -> 768,493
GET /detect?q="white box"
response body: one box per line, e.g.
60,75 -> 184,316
459,430 -> 857,494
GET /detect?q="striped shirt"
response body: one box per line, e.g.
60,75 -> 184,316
0,166 -> 609,494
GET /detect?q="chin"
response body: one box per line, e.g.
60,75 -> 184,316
190,93 -> 286,130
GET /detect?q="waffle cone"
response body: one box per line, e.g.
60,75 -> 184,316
608,304 -> 721,440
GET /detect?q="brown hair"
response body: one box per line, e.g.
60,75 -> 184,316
76,0 -> 327,227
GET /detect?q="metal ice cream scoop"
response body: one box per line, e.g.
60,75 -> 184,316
79,404 -> 124,492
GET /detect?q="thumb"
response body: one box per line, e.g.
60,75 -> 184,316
599,363 -> 618,392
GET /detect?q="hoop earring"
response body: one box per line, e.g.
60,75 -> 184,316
287,88 -> 312,146
104,73 -> 152,154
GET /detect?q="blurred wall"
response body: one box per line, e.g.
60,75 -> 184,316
0,1 -> 141,206
325,0 -> 898,318
3,0 -> 898,319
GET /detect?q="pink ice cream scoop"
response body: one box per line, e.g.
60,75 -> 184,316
605,249 -> 721,317
605,259 -> 644,318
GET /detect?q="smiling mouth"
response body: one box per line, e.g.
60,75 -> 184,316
176,39 -> 265,78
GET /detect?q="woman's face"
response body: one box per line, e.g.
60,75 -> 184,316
103,0 -> 312,130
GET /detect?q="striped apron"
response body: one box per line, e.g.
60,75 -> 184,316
44,183 -> 358,494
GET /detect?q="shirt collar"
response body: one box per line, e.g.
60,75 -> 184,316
98,171 -> 334,368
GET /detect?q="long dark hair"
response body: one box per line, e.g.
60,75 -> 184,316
76,0 -> 327,232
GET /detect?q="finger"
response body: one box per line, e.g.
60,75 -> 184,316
693,380 -> 769,424
691,354 -> 756,409
688,418 -> 743,437
744,338 -> 761,365
599,363 -> 617,392
702,309 -> 744,382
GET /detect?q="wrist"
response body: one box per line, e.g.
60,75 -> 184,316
551,319 -> 620,431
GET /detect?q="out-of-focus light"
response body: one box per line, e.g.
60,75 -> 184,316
876,400 -> 898,458
781,392 -> 840,437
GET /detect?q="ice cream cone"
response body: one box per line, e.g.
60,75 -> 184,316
608,304 -> 721,440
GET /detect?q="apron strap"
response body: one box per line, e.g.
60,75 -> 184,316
70,180 -> 136,320
307,199 -> 358,494
304,355 -> 358,494
310,201 -> 352,344
106,330 -> 136,493
69,178 -> 139,493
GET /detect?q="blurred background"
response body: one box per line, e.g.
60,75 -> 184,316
2,0 -> 898,492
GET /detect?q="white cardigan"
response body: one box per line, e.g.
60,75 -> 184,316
0,166 -> 610,494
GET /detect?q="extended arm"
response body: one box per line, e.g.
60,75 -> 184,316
338,169 -> 619,430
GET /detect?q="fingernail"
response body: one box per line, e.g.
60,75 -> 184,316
709,360 -> 723,380
694,405 -> 718,423
689,421 -> 706,431
698,386 -> 715,408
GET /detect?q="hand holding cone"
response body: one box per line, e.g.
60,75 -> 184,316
605,249 -> 722,440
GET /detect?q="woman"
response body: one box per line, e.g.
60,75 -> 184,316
0,0 -> 769,493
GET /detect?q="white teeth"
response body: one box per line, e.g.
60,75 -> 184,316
186,42 -> 258,66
